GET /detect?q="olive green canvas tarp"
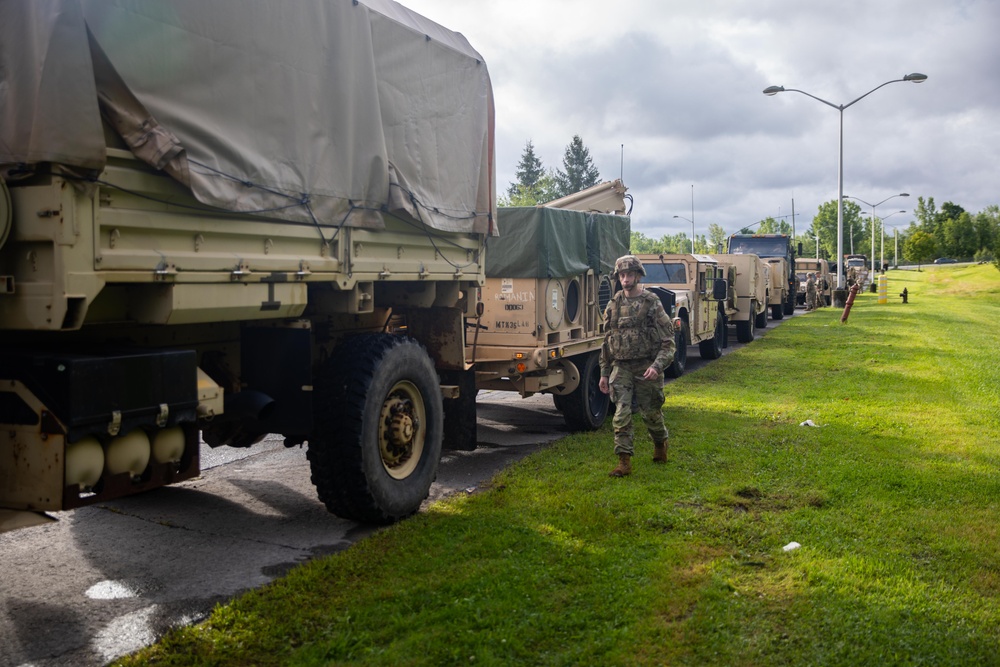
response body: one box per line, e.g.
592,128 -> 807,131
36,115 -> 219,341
0,0 -> 496,235
487,207 -> 630,278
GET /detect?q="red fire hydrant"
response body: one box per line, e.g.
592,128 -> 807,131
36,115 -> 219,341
840,283 -> 861,323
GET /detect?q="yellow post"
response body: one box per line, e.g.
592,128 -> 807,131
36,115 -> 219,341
878,274 -> 887,304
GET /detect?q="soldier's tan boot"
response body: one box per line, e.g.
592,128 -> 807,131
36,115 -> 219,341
653,439 -> 669,463
609,454 -> 632,477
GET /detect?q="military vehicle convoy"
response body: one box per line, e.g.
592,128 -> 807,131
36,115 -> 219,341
636,254 -> 729,377
727,234 -> 796,320
711,253 -> 770,342
0,1 -> 495,529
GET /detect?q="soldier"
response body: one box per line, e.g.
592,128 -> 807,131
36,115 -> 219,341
598,255 -> 676,477
805,272 -> 817,311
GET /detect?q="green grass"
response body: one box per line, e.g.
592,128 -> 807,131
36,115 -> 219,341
116,265 -> 1000,667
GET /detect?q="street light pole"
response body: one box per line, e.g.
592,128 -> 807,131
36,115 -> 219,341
844,193 -> 909,280
673,215 -> 695,252
879,210 -> 906,271
691,184 -> 695,253
763,73 -> 927,295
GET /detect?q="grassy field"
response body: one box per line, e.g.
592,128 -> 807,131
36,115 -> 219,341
117,264 -> 1000,667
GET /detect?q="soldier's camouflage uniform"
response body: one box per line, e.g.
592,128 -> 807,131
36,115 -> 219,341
599,289 -> 675,457
805,274 -> 817,311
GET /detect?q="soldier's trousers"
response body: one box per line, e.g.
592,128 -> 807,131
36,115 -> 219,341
608,359 -> 668,456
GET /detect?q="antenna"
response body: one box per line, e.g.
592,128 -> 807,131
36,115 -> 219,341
620,144 -> 624,181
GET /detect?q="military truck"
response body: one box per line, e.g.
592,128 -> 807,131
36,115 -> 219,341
0,1 -> 495,530
711,253 -> 770,342
727,234 -> 796,320
795,257 -> 832,307
443,205 -> 629,449
636,254 -> 729,377
844,254 -> 869,288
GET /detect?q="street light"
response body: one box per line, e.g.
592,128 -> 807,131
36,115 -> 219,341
844,193 -> 909,279
763,73 -> 927,294
887,219 -> 910,269
879,210 -> 906,271
673,215 -> 695,253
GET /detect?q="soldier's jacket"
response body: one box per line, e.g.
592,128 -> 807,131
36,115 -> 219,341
600,289 -> 675,377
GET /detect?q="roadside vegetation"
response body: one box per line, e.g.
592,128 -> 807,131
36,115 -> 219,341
117,264 -> 1000,666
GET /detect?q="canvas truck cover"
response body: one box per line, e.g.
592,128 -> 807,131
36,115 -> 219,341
486,207 -> 630,278
0,0 -> 496,235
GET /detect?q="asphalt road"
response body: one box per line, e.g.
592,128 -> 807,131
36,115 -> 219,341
0,310 -> 797,667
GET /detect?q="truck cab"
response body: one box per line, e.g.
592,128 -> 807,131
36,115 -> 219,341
727,234 -> 796,320
636,253 -> 729,377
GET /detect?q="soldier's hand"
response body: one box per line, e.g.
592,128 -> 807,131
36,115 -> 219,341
599,376 -> 610,394
643,366 -> 659,381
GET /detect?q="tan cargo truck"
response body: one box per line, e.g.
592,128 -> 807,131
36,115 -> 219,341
636,254 -> 729,377
443,205 -> 630,449
763,257 -> 793,320
727,234 -> 797,320
0,1 -> 495,530
711,253 -> 770,342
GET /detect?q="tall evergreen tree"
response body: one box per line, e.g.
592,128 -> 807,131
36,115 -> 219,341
554,135 -> 600,198
507,140 -> 545,198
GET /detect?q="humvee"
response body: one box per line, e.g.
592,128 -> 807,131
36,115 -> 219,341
636,254 -> 729,377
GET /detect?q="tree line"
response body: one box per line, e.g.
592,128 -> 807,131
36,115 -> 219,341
796,197 -> 998,269
628,198 -> 999,269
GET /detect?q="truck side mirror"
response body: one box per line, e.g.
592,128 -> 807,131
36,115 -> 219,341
798,242 -> 803,255
712,278 -> 729,301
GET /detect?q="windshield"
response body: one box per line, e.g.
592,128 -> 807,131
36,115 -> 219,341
728,237 -> 789,257
642,262 -> 687,284
846,259 -> 866,267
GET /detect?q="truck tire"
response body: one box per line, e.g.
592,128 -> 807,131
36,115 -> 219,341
664,321 -> 688,378
558,351 -> 609,431
784,292 -> 795,315
755,304 -> 768,330
736,301 -> 756,343
771,303 -> 784,320
441,368 -> 477,451
307,334 -> 443,524
699,312 -> 724,360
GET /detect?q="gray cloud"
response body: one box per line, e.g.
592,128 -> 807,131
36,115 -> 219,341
405,0 -> 999,238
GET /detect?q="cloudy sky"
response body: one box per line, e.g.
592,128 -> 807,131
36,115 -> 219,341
403,0 -> 998,240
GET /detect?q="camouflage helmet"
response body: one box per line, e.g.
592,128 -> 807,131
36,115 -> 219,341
614,254 -> 646,277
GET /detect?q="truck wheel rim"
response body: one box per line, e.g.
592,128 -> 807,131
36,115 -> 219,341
378,380 -> 425,479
